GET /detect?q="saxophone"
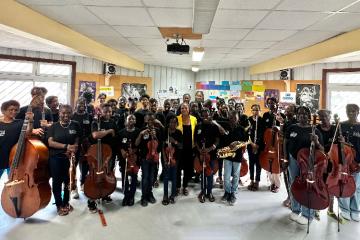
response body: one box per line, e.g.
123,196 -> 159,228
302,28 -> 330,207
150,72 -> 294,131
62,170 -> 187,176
217,140 -> 251,159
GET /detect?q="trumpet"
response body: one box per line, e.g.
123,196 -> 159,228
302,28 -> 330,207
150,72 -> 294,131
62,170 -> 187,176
217,140 -> 251,159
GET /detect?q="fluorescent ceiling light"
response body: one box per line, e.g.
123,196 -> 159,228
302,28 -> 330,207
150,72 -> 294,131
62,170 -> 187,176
192,47 -> 205,62
193,0 -> 220,34
192,66 -> 200,72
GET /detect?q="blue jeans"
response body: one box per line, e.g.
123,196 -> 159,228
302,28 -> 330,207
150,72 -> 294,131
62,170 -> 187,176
141,159 -> 156,199
338,172 -> 360,218
288,154 -> 314,220
224,160 -> 241,194
163,166 -> 177,197
0,168 -> 10,179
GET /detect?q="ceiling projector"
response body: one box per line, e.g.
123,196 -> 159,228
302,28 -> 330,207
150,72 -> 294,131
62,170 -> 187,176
166,38 -> 189,54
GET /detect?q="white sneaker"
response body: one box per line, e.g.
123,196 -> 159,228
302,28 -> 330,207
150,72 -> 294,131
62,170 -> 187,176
71,189 -> 79,199
289,212 -> 299,222
296,215 -> 309,225
341,211 -> 351,221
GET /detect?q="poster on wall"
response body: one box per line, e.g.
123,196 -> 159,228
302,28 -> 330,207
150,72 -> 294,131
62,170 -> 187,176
79,81 -> 96,101
99,86 -> 114,97
264,89 -> 280,107
280,92 -> 296,103
296,84 -> 320,114
121,83 -> 147,100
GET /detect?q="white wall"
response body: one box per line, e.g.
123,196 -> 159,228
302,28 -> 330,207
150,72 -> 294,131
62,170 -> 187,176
196,61 -> 360,82
0,47 -> 195,97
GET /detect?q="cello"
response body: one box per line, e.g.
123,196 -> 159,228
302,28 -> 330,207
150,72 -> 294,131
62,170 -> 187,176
84,114 -> 116,200
1,101 -> 51,218
291,115 -> 329,232
260,111 -> 282,174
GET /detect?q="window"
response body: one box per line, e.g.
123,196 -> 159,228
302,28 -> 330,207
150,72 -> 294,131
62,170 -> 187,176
39,63 -> 71,76
0,60 -> 33,73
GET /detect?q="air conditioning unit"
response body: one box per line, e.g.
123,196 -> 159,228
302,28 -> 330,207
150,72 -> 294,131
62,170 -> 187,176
104,63 -> 116,75
280,69 -> 293,80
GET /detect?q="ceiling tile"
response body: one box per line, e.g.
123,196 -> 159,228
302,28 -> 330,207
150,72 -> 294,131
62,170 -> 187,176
113,26 -> 161,38
276,0 -> 356,12
260,48 -> 294,56
69,24 -> 119,37
79,0 -> 143,6
204,28 -> 250,40
342,2 -> 360,12
143,0 -> 193,8
201,39 -> 238,48
28,5 -> 103,24
245,29 -> 297,41
91,36 -> 133,48
87,7 -> 153,26
230,48 -> 264,57
127,37 -> 164,46
307,13 -> 360,32
235,40 -> 276,49
148,8 -> 193,27
219,0 -> 281,10
212,10 -> 268,28
257,11 -> 328,30
205,47 -> 233,54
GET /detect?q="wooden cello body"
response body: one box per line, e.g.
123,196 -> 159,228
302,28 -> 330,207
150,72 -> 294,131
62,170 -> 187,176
260,118 -> 281,174
84,117 -> 116,200
1,116 -> 51,218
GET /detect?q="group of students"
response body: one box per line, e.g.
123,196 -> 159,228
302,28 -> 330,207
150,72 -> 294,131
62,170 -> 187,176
0,87 -> 359,227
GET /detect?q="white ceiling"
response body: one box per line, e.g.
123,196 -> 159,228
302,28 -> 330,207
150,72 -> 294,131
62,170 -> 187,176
5,0 -> 360,70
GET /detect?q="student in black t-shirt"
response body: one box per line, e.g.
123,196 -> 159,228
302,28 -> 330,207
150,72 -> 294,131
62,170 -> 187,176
0,100 -> 33,179
135,113 -> 162,207
247,104 -> 265,191
235,102 -> 249,130
46,96 -> 59,123
285,106 -> 324,225
116,96 -> 129,130
134,94 -> 150,129
162,115 -> 183,205
48,104 -> 81,216
195,109 -> 220,203
71,97 -> 93,198
118,114 -> 140,207
220,111 -> 248,206
89,103 -> 118,208
16,87 -> 53,140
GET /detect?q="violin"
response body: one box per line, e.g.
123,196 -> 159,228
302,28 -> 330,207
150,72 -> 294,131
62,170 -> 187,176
291,115 -> 329,211
164,131 -> 176,167
125,141 -> 139,175
327,115 -> 356,198
84,114 -> 116,200
260,110 -> 282,173
146,127 -> 159,163
1,99 -> 51,218
194,141 -> 219,176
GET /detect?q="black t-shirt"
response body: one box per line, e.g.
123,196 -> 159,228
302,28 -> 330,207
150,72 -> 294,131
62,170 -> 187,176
116,107 -> 129,130
163,128 -> 183,162
286,124 -> 324,158
16,106 -> 53,129
118,128 -> 140,161
0,120 -> 24,169
239,114 -> 249,129
47,121 -> 82,157
134,109 -> 150,129
262,111 -> 285,128
222,125 -> 248,162
138,127 -> 163,158
341,122 -> 360,163
51,111 -> 59,123
316,124 -> 336,152
194,122 -> 220,156
91,119 -> 118,147
72,112 -> 93,141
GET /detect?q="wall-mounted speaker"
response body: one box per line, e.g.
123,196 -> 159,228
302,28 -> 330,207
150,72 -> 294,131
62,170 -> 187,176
280,69 -> 293,80
104,63 -> 116,75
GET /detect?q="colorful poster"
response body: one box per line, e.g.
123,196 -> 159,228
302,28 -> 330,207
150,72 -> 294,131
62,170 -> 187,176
280,92 -> 296,103
252,85 -> 266,92
264,89 -> 280,106
254,91 -> 264,100
230,84 -> 242,91
253,81 -> 264,86
79,81 -> 96,101
99,86 -> 114,97
121,83 -> 147,100
296,84 -> 320,114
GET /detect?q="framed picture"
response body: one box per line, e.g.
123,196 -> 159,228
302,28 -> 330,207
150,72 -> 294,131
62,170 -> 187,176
296,84 -> 320,114
121,83 -> 147,100
79,81 -> 96,101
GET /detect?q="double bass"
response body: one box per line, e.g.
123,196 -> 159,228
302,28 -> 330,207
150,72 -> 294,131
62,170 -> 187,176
291,115 -> 329,232
327,116 -> 356,198
260,111 -> 282,174
84,114 -> 116,200
1,102 -> 51,218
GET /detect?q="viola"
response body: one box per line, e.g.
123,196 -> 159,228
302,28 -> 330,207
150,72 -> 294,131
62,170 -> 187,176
291,115 -> 330,212
165,131 -> 176,167
194,141 -> 219,176
327,116 -> 356,198
146,128 -> 159,163
260,112 -> 282,174
1,99 -> 51,218
84,114 -> 116,200
125,142 -> 139,174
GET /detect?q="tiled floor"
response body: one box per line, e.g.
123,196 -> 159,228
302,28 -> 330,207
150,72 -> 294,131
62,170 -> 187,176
0,169 -> 359,240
